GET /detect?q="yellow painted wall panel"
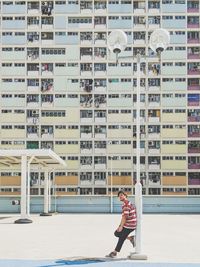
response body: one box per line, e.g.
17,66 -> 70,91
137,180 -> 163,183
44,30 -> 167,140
161,129 -> 186,138
110,160 -> 132,169
107,130 -> 132,138
41,117 -> 67,124
162,175 -> 187,186
67,161 -> 79,169
54,129 -> 79,139
161,145 -> 187,154
0,114 -> 25,123
161,113 -> 186,123
161,160 -> 187,170
13,144 -> 26,149
107,145 -> 132,154
107,114 -> 132,123
66,109 -> 79,123
1,130 -> 25,139
54,145 -> 79,154
108,176 -> 132,185
55,176 -> 78,185
0,192 -> 21,196
0,176 -> 21,186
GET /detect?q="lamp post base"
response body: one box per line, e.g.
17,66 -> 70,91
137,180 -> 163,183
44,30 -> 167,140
14,218 -> 33,224
40,212 -> 52,216
129,253 -> 148,260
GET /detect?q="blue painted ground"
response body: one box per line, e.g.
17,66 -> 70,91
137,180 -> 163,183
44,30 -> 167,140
0,260 -> 200,267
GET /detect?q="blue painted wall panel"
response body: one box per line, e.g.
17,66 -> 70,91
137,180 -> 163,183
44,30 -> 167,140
1,196 -> 200,214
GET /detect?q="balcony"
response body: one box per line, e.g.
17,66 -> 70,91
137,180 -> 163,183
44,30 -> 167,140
27,2 -> 39,14
94,32 -> 106,44
94,2 -> 107,13
188,178 -> 200,185
188,132 -> 200,138
80,142 -> 92,154
41,2 -> 53,16
188,84 -> 200,90
187,23 -> 199,28
188,54 -> 200,60
80,48 -> 93,61
94,17 -> 106,29
27,141 -> 39,149
94,79 -> 107,93
188,78 -> 200,91
148,17 -> 160,29
80,163 -> 93,170
188,115 -> 200,122
27,32 -> 40,44
94,163 -> 106,170
80,64 -> 93,76
188,69 -> 200,75
187,38 -> 200,44
80,1 -> 92,13
41,126 -> 53,139
188,148 -> 200,153
188,65 -> 200,75
27,125 -> 39,137
188,7 -> 199,12
148,163 -> 160,170
134,2 -> 146,14
188,163 -> 200,169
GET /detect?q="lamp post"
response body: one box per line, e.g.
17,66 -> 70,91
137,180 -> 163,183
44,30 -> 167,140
110,155 -> 113,213
108,29 -> 170,260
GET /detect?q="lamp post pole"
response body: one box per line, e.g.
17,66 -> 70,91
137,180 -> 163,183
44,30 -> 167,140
135,54 -> 142,254
130,54 -> 147,260
110,156 -> 113,213
107,28 -> 170,261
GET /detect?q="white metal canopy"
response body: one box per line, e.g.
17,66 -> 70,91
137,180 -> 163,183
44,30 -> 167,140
0,149 -> 66,168
0,149 -> 66,223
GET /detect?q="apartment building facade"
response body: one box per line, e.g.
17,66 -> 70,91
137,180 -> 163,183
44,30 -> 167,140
0,0 -> 200,198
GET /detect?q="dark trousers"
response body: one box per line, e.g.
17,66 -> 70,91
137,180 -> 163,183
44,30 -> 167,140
114,227 -> 134,252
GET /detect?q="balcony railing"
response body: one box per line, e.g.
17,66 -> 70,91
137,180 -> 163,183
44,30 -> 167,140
188,178 -> 200,185
188,163 -> 200,169
188,84 -> 200,90
188,132 -> 200,137
188,101 -> 200,106
188,147 -> 200,153
187,23 -> 200,28
187,7 -> 199,12
188,69 -> 200,75
188,115 -> 200,122
188,53 -> 200,59
187,38 -> 200,44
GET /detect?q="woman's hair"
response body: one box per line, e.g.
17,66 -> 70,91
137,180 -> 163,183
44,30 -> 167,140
117,190 -> 127,197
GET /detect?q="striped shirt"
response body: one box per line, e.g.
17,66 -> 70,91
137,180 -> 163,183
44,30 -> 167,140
122,200 -> 137,229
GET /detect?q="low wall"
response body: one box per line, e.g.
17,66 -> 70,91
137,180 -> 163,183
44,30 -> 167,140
0,195 -> 200,213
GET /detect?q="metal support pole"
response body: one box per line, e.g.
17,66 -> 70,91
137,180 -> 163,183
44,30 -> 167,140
48,169 -> 54,213
15,155 -> 32,224
48,172 -> 51,212
130,54 -> 147,260
110,156 -> 113,213
40,170 -> 52,216
27,156 -> 35,217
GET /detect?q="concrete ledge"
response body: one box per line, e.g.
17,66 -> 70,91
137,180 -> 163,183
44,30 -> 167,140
129,253 -> 148,260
